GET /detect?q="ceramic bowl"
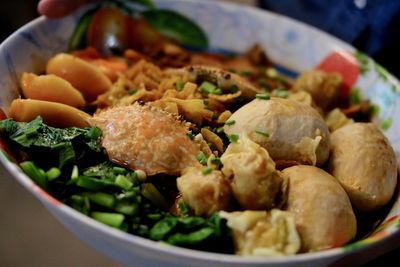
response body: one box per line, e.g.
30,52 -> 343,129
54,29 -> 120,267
0,0 -> 399,266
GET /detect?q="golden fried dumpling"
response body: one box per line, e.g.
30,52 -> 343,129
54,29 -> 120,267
220,136 -> 286,210
177,167 -> 232,216
328,123 -> 397,213
220,209 -> 300,256
224,98 -> 330,166
291,70 -> 342,110
282,165 -> 357,252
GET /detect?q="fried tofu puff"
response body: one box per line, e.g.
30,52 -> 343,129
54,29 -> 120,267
90,103 -> 201,176
282,165 -> 357,252
220,209 -> 300,256
224,98 -> 330,166
291,70 -> 342,110
329,123 -> 397,213
220,136 -> 286,210
176,167 -> 232,216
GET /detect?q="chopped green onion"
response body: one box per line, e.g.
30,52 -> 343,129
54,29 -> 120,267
240,70 -> 253,76
275,88 -> 289,98
197,152 -> 207,165
202,167 -> 213,175
113,166 -> 127,175
88,192 -> 115,208
228,67 -> 237,73
186,132 -> 195,140
198,81 -> 222,95
20,161 -> 47,189
199,81 -> 216,94
211,157 -> 222,166
46,167 -> 61,181
115,202 -> 139,216
256,93 -> 270,100
115,175 -> 133,190
214,126 -> 224,134
141,183 -> 169,210
128,89 -> 138,95
266,67 -> 278,78
91,212 -> 125,228
176,80 -> 184,91
179,202 -> 190,215
255,130 -> 269,137
229,85 -> 239,93
229,134 -> 239,143
349,88 -> 361,105
76,176 -> 113,190
71,165 -> 79,180
225,120 -> 236,126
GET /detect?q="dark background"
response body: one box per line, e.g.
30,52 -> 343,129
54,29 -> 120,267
0,1 -> 398,266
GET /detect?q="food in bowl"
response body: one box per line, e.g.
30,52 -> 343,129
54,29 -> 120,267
0,0 -> 398,259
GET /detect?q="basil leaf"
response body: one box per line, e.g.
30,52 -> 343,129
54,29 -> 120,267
142,9 -> 208,48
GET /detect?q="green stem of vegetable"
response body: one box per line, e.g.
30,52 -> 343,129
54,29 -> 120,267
46,167 -> 61,181
115,175 -> 133,190
141,183 -> 169,210
88,192 -> 115,208
20,161 -> 47,189
91,212 -> 125,228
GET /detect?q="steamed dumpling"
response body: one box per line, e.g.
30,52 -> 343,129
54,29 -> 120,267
224,98 -> 330,166
176,167 -> 232,216
220,136 -> 286,210
328,123 -> 397,213
220,209 -> 300,256
282,165 -> 357,252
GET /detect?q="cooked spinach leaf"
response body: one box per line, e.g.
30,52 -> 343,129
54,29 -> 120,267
0,117 -> 103,168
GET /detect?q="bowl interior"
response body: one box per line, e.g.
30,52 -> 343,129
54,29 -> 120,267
0,0 -> 399,266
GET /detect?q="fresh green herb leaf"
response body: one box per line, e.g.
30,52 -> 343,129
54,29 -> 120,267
142,9 -> 208,48
68,8 -> 97,51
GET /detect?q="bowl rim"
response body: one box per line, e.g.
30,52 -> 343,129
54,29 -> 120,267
0,0 -> 400,264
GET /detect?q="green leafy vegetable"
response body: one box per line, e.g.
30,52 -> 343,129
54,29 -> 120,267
68,8 -> 98,51
142,9 -> 208,48
0,117 -> 102,168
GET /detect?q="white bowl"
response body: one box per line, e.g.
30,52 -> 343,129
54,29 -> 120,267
0,0 -> 399,266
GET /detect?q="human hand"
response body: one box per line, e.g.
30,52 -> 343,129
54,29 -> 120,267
38,0 -> 101,18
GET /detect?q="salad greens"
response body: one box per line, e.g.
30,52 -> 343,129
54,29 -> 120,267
0,117 -> 232,253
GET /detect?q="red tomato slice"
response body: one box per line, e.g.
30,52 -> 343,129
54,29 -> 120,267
317,50 -> 360,99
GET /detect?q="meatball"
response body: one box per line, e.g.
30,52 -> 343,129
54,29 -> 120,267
220,136 -> 286,210
220,209 -> 300,256
328,123 -> 397,213
224,98 -> 330,166
176,167 -> 232,216
282,165 -> 357,252
291,70 -> 342,110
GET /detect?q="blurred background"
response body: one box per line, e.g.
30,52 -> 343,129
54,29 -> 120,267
0,0 -> 398,266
